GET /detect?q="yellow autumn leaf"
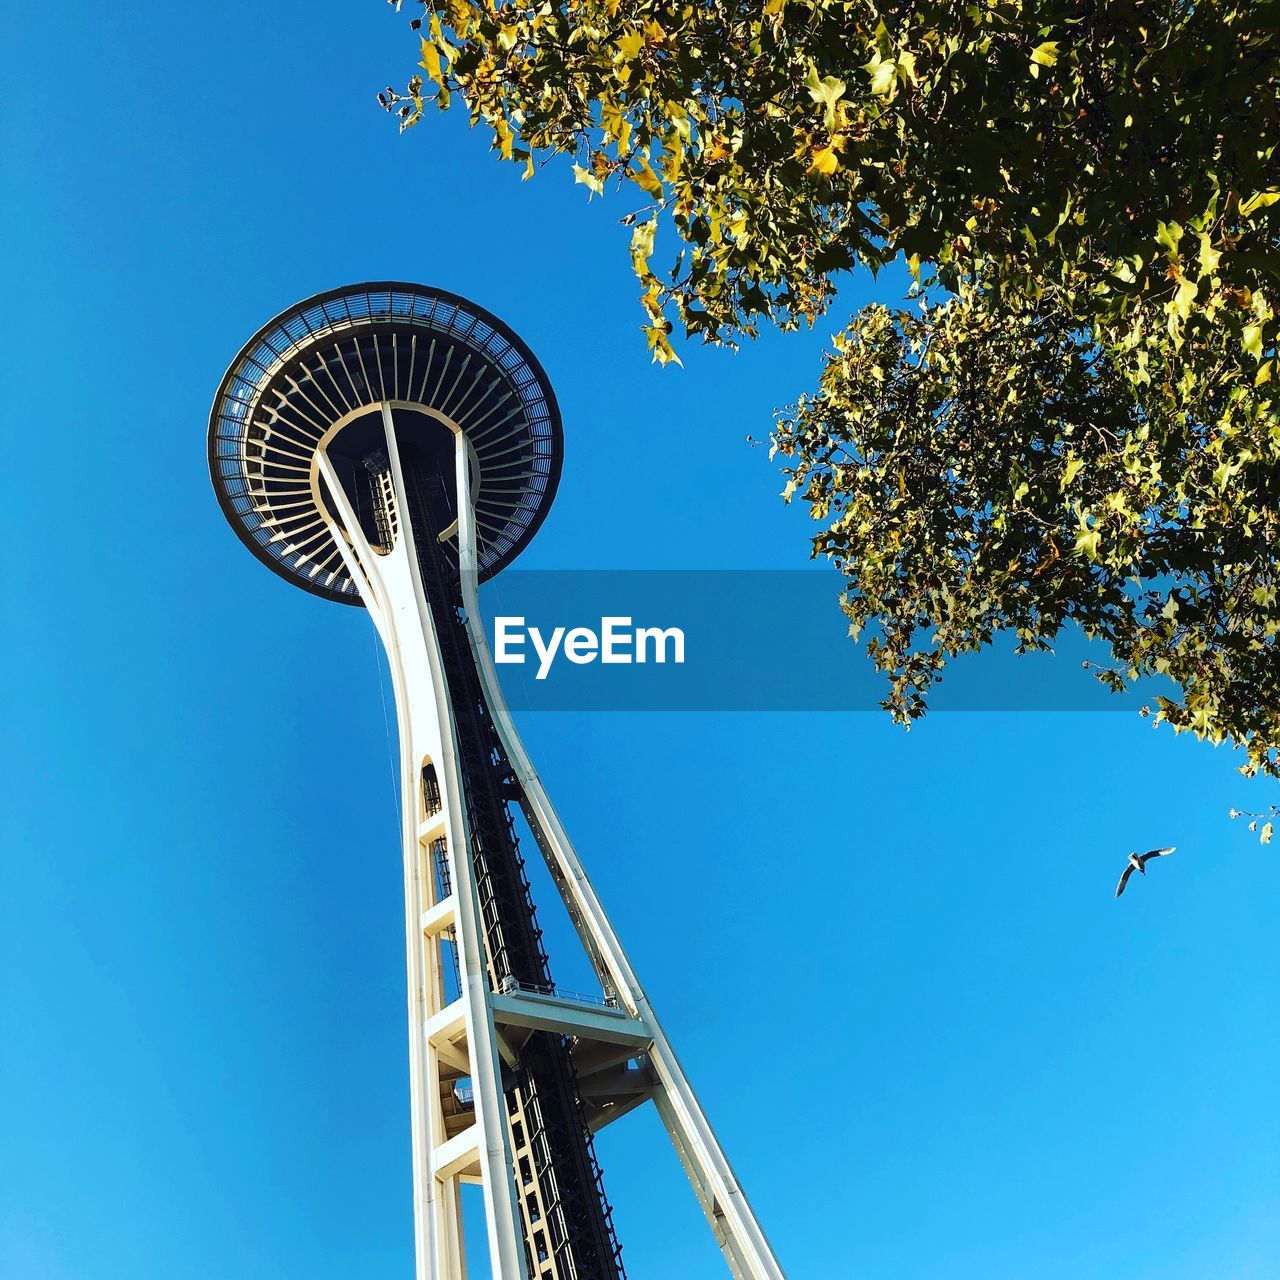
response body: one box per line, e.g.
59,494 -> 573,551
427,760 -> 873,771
809,146 -> 840,176
600,100 -> 631,151
419,38 -> 443,83
493,116 -> 514,160
629,219 -> 657,275
1239,190 -> 1280,217
631,158 -> 664,199
643,323 -> 682,366
615,30 -> 644,61
572,163 -> 604,196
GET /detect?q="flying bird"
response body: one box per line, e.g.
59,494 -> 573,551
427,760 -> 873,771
1115,846 -> 1176,898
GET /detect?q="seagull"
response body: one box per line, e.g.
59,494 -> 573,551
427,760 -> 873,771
1115,846 -> 1176,898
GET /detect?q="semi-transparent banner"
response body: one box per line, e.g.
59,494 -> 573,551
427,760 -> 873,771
476,571 -> 1162,712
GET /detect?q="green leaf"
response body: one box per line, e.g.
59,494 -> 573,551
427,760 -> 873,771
807,68 -> 847,114
1156,221 -> 1183,254
1170,275 -> 1198,321
1030,41 -> 1059,67
1197,233 -> 1222,275
861,52 -> 897,99
1074,525 -> 1102,561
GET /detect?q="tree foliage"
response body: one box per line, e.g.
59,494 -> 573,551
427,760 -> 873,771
386,0 -> 1280,781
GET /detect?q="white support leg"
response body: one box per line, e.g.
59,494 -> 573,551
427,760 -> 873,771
452,434 -> 787,1280
315,410 -> 526,1280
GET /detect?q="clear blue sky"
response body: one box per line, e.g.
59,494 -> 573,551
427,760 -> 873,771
2,6 -> 1277,1279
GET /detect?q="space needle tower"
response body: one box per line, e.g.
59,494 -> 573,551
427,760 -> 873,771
208,284 -> 785,1280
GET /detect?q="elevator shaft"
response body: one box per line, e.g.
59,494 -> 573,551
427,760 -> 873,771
400,460 -> 625,1280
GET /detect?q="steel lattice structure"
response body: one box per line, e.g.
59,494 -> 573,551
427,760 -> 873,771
208,282 -> 786,1280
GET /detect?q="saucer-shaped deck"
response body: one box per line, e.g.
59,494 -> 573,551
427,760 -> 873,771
208,283 -> 562,603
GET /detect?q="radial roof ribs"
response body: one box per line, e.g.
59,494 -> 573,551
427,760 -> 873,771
208,282 -> 562,603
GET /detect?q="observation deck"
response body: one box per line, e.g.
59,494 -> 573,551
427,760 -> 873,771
208,282 -> 562,604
